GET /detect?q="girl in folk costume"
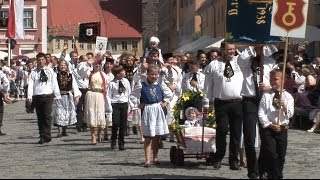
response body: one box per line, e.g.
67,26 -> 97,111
52,60 -> 81,137
130,64 -> 173,167
77,58 -> 109,145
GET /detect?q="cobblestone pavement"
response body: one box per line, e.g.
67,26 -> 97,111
0,101 -> 320,179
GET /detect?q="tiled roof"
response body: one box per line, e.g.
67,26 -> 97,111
48,0 -> 141,38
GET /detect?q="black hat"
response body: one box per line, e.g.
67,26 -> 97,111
163,53 -> 174,60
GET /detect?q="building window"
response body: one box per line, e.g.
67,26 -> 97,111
24,9 -> 33,28
64,40 -> 68,48
55,39 -> 60,49
111,42 -> 117,50
121,41 -> 127,50
79,43 -> 84,50
0,11 -> 8,28
87,44 -> 92,50
132,41 -> 138,50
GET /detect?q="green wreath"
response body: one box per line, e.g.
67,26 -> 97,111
169,89 -> 216,134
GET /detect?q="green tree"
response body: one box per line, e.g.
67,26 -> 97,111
192,31 -> 202,40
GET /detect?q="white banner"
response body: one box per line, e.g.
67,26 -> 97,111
95,36 -> 108,54
270,0 -> 309,38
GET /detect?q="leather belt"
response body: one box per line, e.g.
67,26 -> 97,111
242,96 -> 257,101
60,91 -> 70,95
89,89 -> 103,93
215,98 -> 242,103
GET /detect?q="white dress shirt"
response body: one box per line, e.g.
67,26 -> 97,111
27,67 -> 61,99
181,70 -> 205,92
107,78 -> 131,104
238,55 -> 278,97
258,90 -> 294,128
162,65 -> 182,96
204,56 -> 243,101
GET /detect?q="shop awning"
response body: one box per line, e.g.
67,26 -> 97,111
174,36 -> 224,54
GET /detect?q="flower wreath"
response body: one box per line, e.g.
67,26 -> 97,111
169,89 -> 216,134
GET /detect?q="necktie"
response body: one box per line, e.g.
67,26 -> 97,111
223,60 -> 234,81
118,80 -> 125,93
191,73 -> 198,82
168,68 -> 173,77
272,91 -> 281,109
53,67 -> 58,73
40,69 -> 48,82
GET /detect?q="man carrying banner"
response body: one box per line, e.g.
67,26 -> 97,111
238,45 -> 278,179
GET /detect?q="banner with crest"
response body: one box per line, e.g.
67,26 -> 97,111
270,0 -> 309,38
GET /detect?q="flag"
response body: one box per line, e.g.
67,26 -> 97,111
6,0 -> 25,39
78,22 -> 100,43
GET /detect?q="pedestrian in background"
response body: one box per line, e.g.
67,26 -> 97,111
0,64 -> 11,135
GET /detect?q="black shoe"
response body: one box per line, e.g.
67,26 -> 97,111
248,173 -> 258,179
142,163 -> 151,168
111,141 -> 116,149
82,127 -> 88,132
103,135 -> 109,141
212,161 -> 222,170
44,137 -> 52,143
76,127 -> 82,132
38,138 -> 45,144
62,132 -> 68,137
259,172 -> 268,179
229,163 -> 241,170
132,127 -> 138,135
119,144 -> 126,151
0,131 -> 6,136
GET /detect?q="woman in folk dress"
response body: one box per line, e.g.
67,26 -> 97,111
77,58 -> 109,145
52,60 -> 81,137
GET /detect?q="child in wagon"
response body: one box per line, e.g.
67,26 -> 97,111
184,107 -> 202,127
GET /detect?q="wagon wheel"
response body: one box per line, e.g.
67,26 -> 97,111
205,152 -> 214,165
170,146 -> 177,164
176,149 -> 184,166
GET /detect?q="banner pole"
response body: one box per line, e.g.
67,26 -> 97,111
8,38 -> 11,66
277,37 -> 289,125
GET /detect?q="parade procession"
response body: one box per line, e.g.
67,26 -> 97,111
1,0 -> 320,179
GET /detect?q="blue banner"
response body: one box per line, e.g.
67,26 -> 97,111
226,0 -> 284,44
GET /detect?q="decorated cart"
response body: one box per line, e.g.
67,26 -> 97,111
169,90 -> 216,166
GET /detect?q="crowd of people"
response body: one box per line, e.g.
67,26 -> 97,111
0,35 -> 319,179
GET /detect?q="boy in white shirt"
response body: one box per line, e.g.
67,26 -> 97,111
258,69 -> 294,179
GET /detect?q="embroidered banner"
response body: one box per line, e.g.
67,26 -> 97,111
78,22 -> 100,43
226,0 -> 283,44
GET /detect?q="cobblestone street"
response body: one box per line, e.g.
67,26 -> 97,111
0,101 -> 319,179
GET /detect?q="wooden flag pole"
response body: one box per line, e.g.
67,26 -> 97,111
277,37 -> 289,125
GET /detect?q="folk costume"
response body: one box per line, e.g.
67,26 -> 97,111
130,80 -> 172,137
52,71 -> 81,127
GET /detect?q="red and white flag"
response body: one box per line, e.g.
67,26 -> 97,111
6,0 -> 25,39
